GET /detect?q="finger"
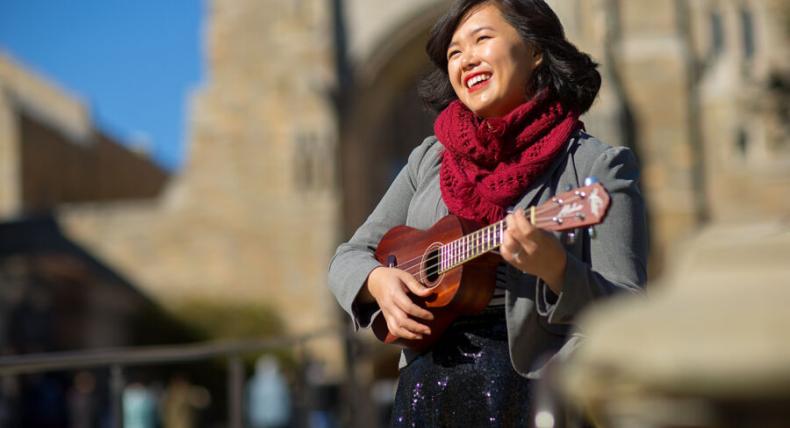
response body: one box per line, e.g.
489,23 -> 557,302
380,307 -> 419,339
511,210 -> 542,256
513,208 -> 537,236
502,215 -> 522,258
386,307 -> 429,338
395,313 -> 431,336
394,292 -> 434,321
385,316 -> 423,340
514,210 -> 543,244
395,327 -> 423,341
399,272 -> 433,297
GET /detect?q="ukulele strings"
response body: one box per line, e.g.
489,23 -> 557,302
398,218 -> 568,278
391,197 -> 581,276
392,191 -> 591,275
390,193 -> 589,278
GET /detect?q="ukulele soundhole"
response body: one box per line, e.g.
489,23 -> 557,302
421,243 -> 444,288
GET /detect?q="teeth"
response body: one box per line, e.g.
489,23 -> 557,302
466,74 -> 491,88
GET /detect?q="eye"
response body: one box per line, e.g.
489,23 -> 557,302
477,35 -> 491,43
447,49 -> 460,60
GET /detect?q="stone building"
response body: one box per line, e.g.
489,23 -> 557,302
0,54 -> 169,216
0,53 -> 182,354
0,0 -> 786,423
340,0 -> 789,276
59,0 -> 346,371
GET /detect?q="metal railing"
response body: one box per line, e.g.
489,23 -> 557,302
0,326 -> 350,428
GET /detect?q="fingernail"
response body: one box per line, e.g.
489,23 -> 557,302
415,335 -> 423,340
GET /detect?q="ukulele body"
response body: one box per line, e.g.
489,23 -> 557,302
371,214 -> 501,353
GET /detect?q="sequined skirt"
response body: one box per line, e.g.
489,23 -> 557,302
391,307 -> 532,427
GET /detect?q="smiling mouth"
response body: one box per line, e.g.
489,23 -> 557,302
465,73 -> 492,92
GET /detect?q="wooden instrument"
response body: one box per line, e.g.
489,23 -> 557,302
371,182 -> 610,352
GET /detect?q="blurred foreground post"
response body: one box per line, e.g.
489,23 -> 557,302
110,364 -> 124,428
560,222 -> 790,427
228,355 -> 245,428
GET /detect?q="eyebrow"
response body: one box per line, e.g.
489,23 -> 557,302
448,26 -> 495,50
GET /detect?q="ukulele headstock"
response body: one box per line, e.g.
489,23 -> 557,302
533,182 -> 610,232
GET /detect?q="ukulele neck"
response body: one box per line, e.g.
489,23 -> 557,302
436,182 -> 608,274
438,207 -> 536,274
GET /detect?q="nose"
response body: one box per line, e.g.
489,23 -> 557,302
460,50 -> 480,71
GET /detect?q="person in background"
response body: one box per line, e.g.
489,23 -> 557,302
247,355 -> 291,428
123,382 -> 157,428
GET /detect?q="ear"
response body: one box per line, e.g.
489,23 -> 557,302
532,49 -> 543,68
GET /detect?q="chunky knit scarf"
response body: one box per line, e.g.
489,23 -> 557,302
435,93 -> 582,225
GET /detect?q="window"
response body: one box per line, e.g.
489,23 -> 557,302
739,8 -> 755,61
735,128 -> 749,158
709,10 -> 725,59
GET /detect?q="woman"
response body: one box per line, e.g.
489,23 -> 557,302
329,0 -> 648,425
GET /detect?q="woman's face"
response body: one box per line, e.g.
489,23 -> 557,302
446,3 -> 542,118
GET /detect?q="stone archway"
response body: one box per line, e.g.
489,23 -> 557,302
339,2 -> 447,236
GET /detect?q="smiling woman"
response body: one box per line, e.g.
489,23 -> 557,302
328,0 -> 648,426
445,4 -> 540,118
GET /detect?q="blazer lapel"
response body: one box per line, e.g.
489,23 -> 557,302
513,136 -> 579,210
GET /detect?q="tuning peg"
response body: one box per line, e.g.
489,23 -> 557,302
584,176 -> 599,186
564,231 -> 577,245
587,226 -> 597,239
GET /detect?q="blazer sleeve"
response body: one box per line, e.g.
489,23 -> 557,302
545,145 -> 648,325
328,137 -> 438,329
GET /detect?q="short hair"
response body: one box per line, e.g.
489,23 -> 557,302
419,0 -> 601,114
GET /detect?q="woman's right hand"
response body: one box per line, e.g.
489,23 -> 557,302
366,267 -> 434,340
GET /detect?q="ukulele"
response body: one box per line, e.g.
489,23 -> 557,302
371,181 -> 610,352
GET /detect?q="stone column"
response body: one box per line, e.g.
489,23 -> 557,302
0,86 -> 20,217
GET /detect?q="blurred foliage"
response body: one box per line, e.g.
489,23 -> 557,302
129,297 -> 299,424
168,298 -> 286,340
167,298 -> 298,372
131,304 -> 202,346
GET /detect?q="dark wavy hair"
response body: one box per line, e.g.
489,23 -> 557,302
420,0 -> 601,114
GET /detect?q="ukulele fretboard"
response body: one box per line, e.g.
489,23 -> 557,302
439,220 -> 506,273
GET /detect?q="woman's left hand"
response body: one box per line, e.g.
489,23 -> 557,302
501,208 -> 567,294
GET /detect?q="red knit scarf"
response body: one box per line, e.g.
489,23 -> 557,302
435,93 -> 582,225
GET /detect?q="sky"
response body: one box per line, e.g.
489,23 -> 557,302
0,0 -> 204,170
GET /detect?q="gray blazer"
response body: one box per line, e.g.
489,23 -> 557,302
328,131 -> 648,377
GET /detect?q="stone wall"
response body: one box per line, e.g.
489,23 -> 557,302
61,0 -> 346,375
696,0 -> 790,223
0,81 -> 19,216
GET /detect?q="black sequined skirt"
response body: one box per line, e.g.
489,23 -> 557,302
391,307 -> 532,427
